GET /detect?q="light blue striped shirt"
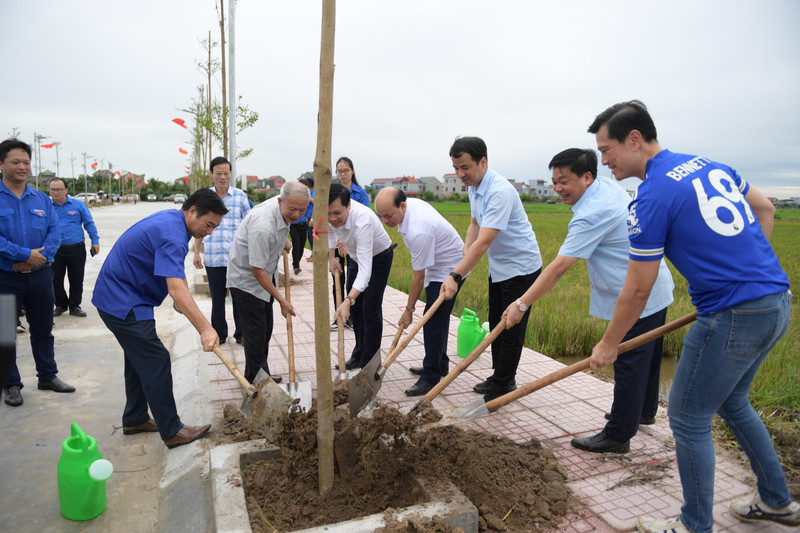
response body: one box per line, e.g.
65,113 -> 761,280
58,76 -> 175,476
469,168 -> 542,282
202,186 -> 251,267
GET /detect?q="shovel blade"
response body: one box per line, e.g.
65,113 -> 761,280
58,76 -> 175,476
249,377 -> 293,440
278,381 -> 313,413
421,398 -> 489,429
348,352 -> 382,417
240,368 -> 271,416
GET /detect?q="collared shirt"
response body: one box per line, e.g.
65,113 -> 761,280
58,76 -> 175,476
226,197 -> 290,302
52,195 -> 99,246
559,176 -> 673,320
349,184 -> 370,207
202,186 -> 250,267
296,189 -> 314,225
0,179 -> 61,272
329,201 -> 391,293
469,168 -> 542,282
397,198 -> 463,287
92,209 -> 190,320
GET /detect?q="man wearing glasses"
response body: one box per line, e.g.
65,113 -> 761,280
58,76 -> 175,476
48,178 -> 100,318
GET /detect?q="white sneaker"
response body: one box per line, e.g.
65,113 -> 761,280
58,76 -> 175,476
637,516 -> 716,533
731,493 -> 800,526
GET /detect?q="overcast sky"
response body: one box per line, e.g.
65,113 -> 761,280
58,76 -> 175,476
6,0 -> 800,198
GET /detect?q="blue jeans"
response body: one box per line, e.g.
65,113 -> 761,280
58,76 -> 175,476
669,290 -> 792,533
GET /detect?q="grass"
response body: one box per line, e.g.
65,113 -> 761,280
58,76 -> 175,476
386,202 -> 800,412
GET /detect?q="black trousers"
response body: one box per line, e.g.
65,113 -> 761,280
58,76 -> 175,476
419,280 -> 462,384
98,309 -> 183,441
53,243 -> 86,310
348,250 -> 393,368
604,306 -> 669,441
229,287 -> 275,383
487,269 -> 541,385
289,222 -> 308,269
205,266 -> 241,340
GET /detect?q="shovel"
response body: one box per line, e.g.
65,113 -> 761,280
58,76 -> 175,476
424,310 -> 699,428
409,317 -> 507,414
334,273 -> 347,380
349,293 -> 446,416
277,251 -> 313,412
215,345 -> 291,436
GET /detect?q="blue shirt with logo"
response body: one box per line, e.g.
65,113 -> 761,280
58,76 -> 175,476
0,179 -> 61,272
628,149 -> 788,314
93,209 -> 190,320
52,196 -> 99,246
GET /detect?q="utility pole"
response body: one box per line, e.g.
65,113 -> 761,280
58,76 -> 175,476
228,0 -> 237,186
81,152 -> 93,200
219,0 -> 228,159
33,132 -> 49,189
54,142 -> 61,178
70,153 -> 76,188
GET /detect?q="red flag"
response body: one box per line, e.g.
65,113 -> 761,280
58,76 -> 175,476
91,162 -> 98,169
115,171 -> 121,175
184,165 -> 191,170
178,148 -> 188,155
172,118 -> 187,129
184,177 -> 189,183
126,173 -> 131,178
41,143 -> 56,149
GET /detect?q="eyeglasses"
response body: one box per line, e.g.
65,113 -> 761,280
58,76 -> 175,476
49,188 -> 65,192
336,169 -> 352,175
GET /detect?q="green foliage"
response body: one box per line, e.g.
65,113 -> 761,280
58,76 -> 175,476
419,190 -> 438,202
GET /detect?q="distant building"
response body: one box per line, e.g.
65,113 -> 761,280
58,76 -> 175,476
370,176 -> 421,195
256,175 -> 285,190
419,176 -> 443,197
245,175 -> 259,188
527,179 -> 551,198
442,173 -> 467,195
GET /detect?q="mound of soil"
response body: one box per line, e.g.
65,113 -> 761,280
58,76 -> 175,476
223,401 -> 570,532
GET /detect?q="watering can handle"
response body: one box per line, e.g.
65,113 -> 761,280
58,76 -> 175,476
463,309 -> 477,319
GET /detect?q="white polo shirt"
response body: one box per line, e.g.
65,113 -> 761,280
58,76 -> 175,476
397,198 -> 463,287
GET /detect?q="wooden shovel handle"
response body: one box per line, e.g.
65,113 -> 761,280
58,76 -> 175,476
334,272 -> 346,370
283,251 -> 295,384
417,316 -> 506,407
382,293 -> 446,371
213,346 -> 256,397
484,310 -> 698,412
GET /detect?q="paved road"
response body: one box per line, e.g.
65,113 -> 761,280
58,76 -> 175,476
0,201 -> 197,532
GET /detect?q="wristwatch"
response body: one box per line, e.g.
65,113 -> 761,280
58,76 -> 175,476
345,295 -> 356,305
515,298 -> 529,312
449,271 -> 463,283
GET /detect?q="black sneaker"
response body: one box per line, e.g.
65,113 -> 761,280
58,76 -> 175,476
344,318 -> 354,331
4,386 -> 23,406
330,320 -> 338,331
53,306 -> 67,317
473,376 -> 494,394
482,380 -> 517,403
69,307 -> 87,317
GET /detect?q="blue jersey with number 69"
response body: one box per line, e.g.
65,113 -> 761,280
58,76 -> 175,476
626,149 -> 789,315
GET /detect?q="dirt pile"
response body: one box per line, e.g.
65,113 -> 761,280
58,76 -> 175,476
223,401 -> 570,532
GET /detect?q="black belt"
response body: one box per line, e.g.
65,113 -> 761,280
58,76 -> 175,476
60,241 -> 85,248
19,263 -> 53,274
374,243 -> 397,259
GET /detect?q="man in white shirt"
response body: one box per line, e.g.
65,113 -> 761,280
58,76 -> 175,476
374,187 -> 464,396
227,182 -> 309,383
328,183 -> 394,370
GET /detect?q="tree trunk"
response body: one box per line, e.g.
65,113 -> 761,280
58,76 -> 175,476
314,0 -> 336,497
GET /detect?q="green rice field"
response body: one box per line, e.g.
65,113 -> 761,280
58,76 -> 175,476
385,203 -> 800,412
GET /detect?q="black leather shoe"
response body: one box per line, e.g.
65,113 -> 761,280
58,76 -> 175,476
335,355 -> 360,371
123,418 -> 159,435
4,386 -> 23,406
483,381 -> 517,403
605,412 -> 656,425
69,307 -> 87,317
405,379 -> 436,397
474,376 -> 517,394
571,431 -> 630,453
37,378 -> 76,393
270,374 -> 283,384
409,366 -> 424,376
53,307 -> 67,317
164,424 -> 211,449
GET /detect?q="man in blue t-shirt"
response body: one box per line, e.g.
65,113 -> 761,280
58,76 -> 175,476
441,136 -> 543,402
48,177 -> 100,318
587,100 -> 796,533
92,189 -> 227,450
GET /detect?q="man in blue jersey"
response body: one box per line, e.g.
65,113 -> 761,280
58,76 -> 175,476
1,139 -> 75,407
505,148 -> 673,453
93,189 -> 227,449
587,101 -> 797,533
48,177 -> 100,318
441,136 -> 543,402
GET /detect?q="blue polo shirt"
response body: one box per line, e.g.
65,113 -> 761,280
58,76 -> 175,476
0,179 -> 61,272
469,168 -> 542,282
559,176 -> 673,320
349,184 -> 370,207
52,196 -> 100,246
92,209 -> 190,320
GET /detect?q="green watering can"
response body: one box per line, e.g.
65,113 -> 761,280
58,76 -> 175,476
456,309 -> 489,358
57,423 -> 114,521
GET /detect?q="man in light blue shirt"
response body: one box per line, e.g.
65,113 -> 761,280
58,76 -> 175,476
193,156 -> 251,344
505,148 -> 673,453
441,136 -> 543,402
49,177 -> 100,317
